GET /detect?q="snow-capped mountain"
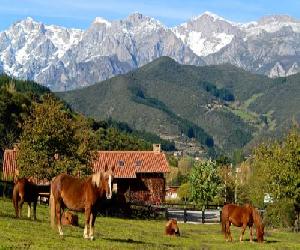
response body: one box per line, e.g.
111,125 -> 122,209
176,12 -> 300,78
172,11 -> 242,56
0,17 -> 82,83
1,12 -> 300,90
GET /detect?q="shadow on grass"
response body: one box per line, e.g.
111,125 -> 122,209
0,212 -> 46,224
102,237 -> 176,248
264,240 -> 280,244
103,237 -> 146,245
235,238 -> 280,244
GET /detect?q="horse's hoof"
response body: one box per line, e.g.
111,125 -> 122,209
90,236 -> 94,241
84,235 -> 89,239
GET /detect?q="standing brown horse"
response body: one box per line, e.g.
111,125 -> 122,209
13,178 -> 39,220
221,204 -> 264,243
50,166 -> 114,240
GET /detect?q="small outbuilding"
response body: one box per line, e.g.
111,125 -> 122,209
92,144 -> 170,204
2,144 -> 170,204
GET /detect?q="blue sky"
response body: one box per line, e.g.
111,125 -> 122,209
1,0 -> 300,30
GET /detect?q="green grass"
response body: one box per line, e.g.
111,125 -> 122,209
231,108 -> 257,122
242,94 -> 264,110
0,199 -> 299,249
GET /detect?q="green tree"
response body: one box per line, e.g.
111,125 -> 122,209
217,165 -> 235,204
177,182 -> 191,202
0,88 -> 30,152
166,155 -> 178,168
189,160 -> 221,210
232,149 -> 245,166
95,127 -> 150,150
17,95 -> 95,179
250,127 -> 300,206
172,156 -> 194,185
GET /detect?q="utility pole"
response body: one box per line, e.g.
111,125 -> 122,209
234,165 -> 238,204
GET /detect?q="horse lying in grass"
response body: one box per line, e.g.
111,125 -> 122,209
50,166 -> 114,240
165,219 -> 180,236
61,211 -> 79,226
13,178 -> 39,220
221,203 -> 264,243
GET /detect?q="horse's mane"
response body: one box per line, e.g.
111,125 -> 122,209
91,172 -> 104,188
241,204 -> 263,229
251,207 -> 262,226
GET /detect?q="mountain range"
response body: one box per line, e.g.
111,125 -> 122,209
58,57 -> 300,156
2,12 -> 300,90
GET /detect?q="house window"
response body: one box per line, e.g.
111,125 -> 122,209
135,160 -> 142,167
118,160 -> 125,167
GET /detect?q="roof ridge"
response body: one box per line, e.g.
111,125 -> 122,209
97,151 -> 163,153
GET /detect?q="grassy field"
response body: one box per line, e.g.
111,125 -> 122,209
0,199 -> 299,250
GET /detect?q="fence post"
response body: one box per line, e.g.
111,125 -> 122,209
184,207 -> 187,223
202,209 -> 205,224
165,207 -> 169,220
219,209 -> 222,223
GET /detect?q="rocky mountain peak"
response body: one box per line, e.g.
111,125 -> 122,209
93,17 -> 111,27
192,11 -> 233,24
124,12 -> 165,31
10,16 -> 45,34
2,12 -> 300,90
257,15 -> 299,25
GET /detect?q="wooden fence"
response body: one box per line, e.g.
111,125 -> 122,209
0,180 -> 222,223
128,203 -> 223,223
0,180 -> 50,204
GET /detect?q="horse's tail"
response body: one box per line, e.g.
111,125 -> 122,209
221,205 -> 228,233
12,182 -> 19,217
221,214 -> 227,233
50,182 -> 56,229
221,218 -> 226,232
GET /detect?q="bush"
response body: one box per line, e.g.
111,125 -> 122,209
264,199 -> 296,228
0,181 -> 14,198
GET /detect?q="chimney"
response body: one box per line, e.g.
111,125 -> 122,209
13,143 -> 19,151
153,144 -> 161,153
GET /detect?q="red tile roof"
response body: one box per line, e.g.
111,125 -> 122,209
2,149 -> 170,180
2,149 -> 18,180
92,151 -> 170,178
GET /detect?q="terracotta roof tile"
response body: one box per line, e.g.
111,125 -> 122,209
2,149 -> 18,180
92,151 -> 170,178
2,149 -> 170,180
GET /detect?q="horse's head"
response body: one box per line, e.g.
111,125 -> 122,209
252,207 -> 264,243
256,223 -> 264,243
103,165 -> 115,199
92,165 -> 115,200
165,219 -> 180,236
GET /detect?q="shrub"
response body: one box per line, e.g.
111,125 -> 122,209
264,199 -> 296,228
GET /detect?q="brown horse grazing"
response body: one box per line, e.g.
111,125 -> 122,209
12,178 -> 39,220
165,219 -> 180,236
50,167 -> 114,240
221,204 -> 264,243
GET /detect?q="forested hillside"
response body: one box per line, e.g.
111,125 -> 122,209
59,57 -> 300,157
0,74 -> 174,165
